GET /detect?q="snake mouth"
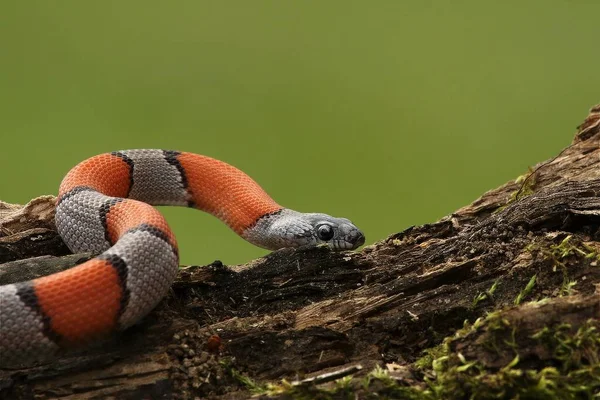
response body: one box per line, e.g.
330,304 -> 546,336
331,230 -> 365,250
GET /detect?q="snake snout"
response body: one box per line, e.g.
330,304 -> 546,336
339,223 -> 365,249
347,229 -> 365,249
354,230 -> 366,247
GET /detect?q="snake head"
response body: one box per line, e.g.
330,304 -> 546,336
245,209 -> 365,251
298,213 -> 365,250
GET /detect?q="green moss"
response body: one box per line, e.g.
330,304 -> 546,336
528,235 -> 600,265
511,170 -> 537,200
472,279 -> 501,308
495,169 -> 537,213
549,235 -> 598,260
514,274 -> 537,305
415,342 -> 450,370
359,365 -> 425,400
418,318 -> 600,399
526,235 -> 599,297
531,320 -> 600,372
224,312 -> 599,399
225,363 -> 268,395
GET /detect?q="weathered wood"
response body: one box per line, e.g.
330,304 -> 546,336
1,105 -> 598,399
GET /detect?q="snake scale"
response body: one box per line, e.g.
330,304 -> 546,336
0,150 -> 364,366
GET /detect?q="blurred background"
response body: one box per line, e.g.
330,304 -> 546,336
1,2 -> 598,265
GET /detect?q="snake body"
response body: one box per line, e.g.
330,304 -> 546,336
0,150 -> 364,366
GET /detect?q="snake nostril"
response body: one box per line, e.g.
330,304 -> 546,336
354,232 -> 365,247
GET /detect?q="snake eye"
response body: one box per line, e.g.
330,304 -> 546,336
317,224 -> 334,241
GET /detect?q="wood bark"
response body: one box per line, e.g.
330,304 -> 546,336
0,105 -> 599,399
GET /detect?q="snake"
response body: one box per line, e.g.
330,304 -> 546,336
0,150 -> 364,366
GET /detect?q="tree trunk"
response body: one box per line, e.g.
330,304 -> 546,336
1,105 -> 599,399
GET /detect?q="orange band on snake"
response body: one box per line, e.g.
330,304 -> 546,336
0,149 -> 364,366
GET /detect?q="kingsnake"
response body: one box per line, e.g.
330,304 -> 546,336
0,150 -> 364,365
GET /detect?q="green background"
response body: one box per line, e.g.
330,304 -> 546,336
1,2 -> 598,265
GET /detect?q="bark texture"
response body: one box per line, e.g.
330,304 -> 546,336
1,105 -> 599,399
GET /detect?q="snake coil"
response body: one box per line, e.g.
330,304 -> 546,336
0,149 -> 364,366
